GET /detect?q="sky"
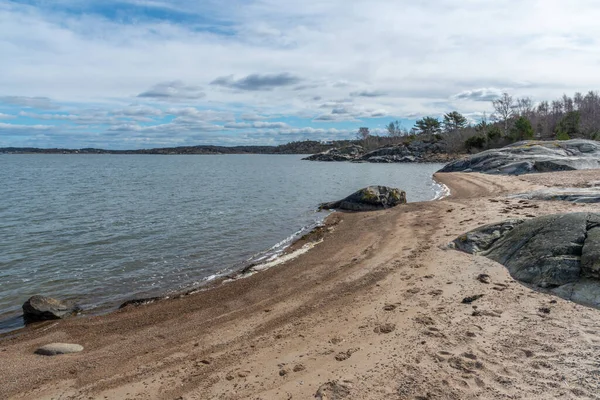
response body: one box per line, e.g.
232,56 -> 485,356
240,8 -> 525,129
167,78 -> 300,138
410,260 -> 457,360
1,0 -> 600,149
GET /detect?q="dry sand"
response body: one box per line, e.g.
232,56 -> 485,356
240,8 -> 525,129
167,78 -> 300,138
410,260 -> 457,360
1,170 -> 600,400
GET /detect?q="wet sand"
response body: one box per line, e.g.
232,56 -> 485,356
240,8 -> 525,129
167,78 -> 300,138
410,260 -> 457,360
1,170 -> 600,400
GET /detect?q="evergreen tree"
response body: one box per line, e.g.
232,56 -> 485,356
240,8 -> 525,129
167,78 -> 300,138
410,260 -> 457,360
414,117 -> 441,135
510,116 -> 534,141
443,111 -> 468,132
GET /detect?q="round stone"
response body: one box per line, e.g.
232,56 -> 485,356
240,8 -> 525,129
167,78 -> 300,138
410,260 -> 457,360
35,343 -> 83,356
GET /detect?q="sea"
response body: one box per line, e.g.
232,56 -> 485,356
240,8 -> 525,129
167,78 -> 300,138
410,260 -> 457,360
0,154 -> 446,333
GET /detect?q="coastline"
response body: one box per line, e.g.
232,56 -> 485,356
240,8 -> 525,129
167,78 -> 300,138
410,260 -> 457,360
2,170 -> 600,399
0,174 -> 444,336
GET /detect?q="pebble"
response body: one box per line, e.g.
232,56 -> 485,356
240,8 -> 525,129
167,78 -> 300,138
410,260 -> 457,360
35,343 -> 83,356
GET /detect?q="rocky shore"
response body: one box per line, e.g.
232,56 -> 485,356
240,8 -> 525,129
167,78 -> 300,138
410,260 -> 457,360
303,140 -> 458,163
2,167 -> 600,399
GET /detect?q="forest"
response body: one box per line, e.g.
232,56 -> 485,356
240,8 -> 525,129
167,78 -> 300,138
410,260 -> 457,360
374,91 -> 600,153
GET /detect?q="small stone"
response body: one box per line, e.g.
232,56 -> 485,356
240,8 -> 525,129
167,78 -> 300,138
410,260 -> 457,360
279,369 -> 289,376
293,364 -> 306,372
462,294 -> 484,304
374,323 -> 396,334
35,343 -> 83,356
476,274 -> 491,284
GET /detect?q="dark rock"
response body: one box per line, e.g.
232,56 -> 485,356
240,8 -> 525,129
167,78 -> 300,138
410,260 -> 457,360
119,296 -> 163,309
319,186 -> 406,211
304,141 -> 456,164
462,294 -> 484,304
22,295 -> 77,323
439,139 -> 600,175
452,212 -> 600,309
302,145 -> 364,161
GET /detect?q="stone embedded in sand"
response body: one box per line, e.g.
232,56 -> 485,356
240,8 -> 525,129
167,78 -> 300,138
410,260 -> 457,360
35,343 -> 83,356
319,186 -> 406,212
315,381 -> 351,399
292,364 -> 305,372
22,295 -> 76,323
374,323 -> 396,334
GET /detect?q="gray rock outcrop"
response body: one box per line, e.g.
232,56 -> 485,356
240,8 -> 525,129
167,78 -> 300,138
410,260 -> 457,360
302,145 -> 364,162
22,295 -> 77,323
319,186 -> 406,211
510,188 -> 600,203
439,139 -> 600,175
452,213 -> 600,308
304,140 -> 451,163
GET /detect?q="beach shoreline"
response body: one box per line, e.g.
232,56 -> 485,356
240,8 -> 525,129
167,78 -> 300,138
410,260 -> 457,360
2,170 -> 600,399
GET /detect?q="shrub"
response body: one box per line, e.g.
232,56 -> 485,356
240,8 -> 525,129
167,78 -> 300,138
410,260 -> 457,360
556,131 -> 571,141
510,117 -> 534,141
486,126 -> 502,142
465,135 -> 486,151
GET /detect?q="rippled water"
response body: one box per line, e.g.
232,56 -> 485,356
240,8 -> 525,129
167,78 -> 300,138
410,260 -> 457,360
0,154 -> 445,332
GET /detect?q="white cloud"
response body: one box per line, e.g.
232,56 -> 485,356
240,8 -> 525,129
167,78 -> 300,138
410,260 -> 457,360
2,0 -> 600,147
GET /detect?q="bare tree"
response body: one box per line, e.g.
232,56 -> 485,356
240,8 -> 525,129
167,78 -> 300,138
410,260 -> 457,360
515,97 -> 533,118
386,121 -> 406,137
492,93 -> 515,136
357,127 -> 370,140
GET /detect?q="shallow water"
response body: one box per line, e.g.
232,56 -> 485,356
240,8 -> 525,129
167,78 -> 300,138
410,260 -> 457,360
0,154 -> 445,332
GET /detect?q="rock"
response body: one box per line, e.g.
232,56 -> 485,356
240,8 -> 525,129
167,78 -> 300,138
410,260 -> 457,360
373,323 -> 396,334
462,294 -> 484,304
35,343 -> 83,356
319,186 -> 406,211
119,296 -> 162,309
510,188 -> 600,203
293,364 -> 306,372
439,139 -> 600,175
315,381 -> 351,399
304,140 -> 455,164
22,295 -> 77,323
302,145 -> 365,162
452,212 -> 600,309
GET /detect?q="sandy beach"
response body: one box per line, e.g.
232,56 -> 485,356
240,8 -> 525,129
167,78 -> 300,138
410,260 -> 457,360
2,170 -> 600,400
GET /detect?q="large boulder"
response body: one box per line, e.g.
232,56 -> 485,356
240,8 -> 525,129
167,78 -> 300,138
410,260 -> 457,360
319,186 -> 406,211
22,295 -> 77,323
452,213 -> 600,308
438,139 -> 600,175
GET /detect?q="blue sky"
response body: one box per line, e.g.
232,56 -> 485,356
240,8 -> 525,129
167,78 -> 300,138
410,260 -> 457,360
1,0 -> 600,149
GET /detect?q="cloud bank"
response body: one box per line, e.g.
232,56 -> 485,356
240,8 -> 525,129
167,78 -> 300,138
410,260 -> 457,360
1,0 -> 600,148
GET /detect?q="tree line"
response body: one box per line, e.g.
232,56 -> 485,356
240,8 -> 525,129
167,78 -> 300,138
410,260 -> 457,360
358,90 -> 600,153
